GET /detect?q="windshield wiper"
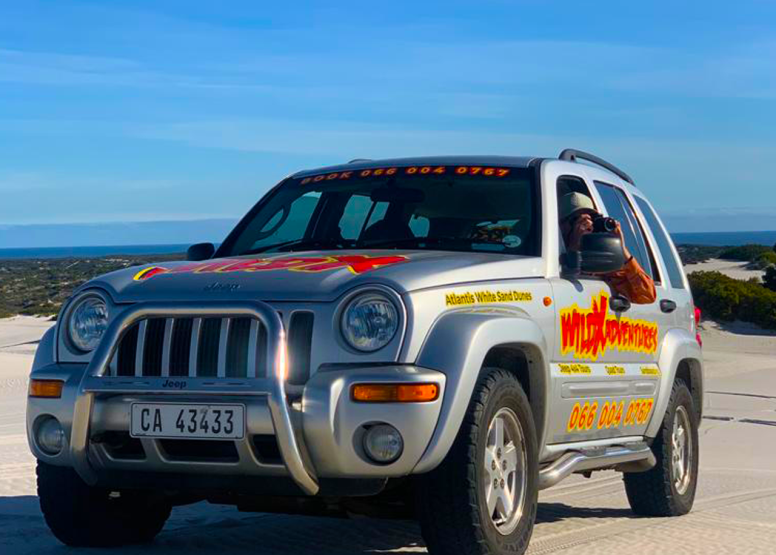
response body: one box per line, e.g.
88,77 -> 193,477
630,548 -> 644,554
243,238 -> 357,255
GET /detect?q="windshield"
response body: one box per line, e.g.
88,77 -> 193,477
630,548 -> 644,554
221,164 -> 540,257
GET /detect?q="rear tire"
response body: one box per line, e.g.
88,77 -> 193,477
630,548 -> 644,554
624,379 -> 699,516
416,368 -> 538,555
37,461 -> 171,547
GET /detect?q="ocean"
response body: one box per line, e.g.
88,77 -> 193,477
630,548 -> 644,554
0,232 -> 774,259
671,230 -> 776,247
0,244 -> 190,260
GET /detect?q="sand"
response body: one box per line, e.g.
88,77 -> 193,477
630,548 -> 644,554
684,257 -> 766,281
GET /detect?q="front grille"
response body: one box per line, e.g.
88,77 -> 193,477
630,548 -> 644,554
159,439 -> 239,462
109,312 -> 313,380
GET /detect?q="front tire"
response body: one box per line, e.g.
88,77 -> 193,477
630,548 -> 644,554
624,379 -> 699,516
417,368 -> 538,555
37,461 -> 171,547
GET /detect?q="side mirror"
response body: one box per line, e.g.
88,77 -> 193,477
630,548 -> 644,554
186,242 -> 215,261
561,233 -> 626,276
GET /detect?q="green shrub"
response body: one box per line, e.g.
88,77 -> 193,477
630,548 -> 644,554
719,244 -> 772,262
752,251 -> 776,269
675,244 -> 725,265
688,271 -> 776,329
765,266 -> 776,293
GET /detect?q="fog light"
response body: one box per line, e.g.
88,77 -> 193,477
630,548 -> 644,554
36,418 -> 65,455
362,424 -> 403,464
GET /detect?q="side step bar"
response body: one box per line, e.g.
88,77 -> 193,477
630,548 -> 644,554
538,442 -> 655,490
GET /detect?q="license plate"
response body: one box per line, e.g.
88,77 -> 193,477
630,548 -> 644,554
130,403 -> 245,440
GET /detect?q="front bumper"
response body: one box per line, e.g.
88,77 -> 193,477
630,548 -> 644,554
27,302 -> 445,496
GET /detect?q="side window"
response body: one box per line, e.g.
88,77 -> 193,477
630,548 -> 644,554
245,192 -> 321,252
338,197 -> 391,240
593,182 -> 654,280
635,196 -> 685,289
339,195 -> 372,240
409,214 -> 430,237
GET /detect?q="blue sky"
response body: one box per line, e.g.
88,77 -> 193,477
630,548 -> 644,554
1,1 -> 775,238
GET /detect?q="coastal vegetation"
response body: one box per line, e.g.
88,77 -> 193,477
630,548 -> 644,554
0,254 -> 184,318
2,243 -> 776,329
688,271 -> 776,330
677,243 -> 776,266
717,244 -> 773,262
675,245 -> 725,265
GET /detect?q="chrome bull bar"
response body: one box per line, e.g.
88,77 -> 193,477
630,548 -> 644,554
69,301 -> 320,495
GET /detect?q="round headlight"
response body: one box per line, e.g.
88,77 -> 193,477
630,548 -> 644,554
68,294 -> 109,352
341,293 -> 399,352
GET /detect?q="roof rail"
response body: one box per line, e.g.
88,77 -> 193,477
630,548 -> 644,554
558,149 -> 634,185
348,158 -> 373,164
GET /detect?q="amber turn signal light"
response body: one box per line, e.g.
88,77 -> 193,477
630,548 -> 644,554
352,383 -> 439,403
29,379 -> 64,399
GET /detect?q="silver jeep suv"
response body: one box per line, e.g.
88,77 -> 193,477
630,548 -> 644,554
27,150 -> 703,555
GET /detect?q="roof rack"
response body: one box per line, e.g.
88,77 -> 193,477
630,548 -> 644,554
348,158 -> 373,164
558,149 -> 634,185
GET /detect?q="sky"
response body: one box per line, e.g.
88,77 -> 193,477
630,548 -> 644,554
1,0 -> 775,245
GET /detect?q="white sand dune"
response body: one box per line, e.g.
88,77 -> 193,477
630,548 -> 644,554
684,257 -> 766,281
0,316 -> 55,355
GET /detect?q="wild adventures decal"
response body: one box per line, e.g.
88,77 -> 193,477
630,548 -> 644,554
560,292 -> 658,361
133,254 -> 409,281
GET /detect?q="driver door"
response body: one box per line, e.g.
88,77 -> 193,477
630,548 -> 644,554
548,173 -> 667,445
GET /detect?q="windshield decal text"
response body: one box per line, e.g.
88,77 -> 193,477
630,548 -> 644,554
560,292 -> 658,361
133,254 -> 409,281
299,166 -> 510,184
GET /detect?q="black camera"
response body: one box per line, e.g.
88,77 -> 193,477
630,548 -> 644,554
592,215 -> 617,233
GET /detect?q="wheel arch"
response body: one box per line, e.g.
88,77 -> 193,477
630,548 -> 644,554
675,356 -> 704,425
646,329 -> 704,438
411,311 -> 549,474
481,343 -> 547,453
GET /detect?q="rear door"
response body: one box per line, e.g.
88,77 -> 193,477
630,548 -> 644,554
631,193 -> 695,348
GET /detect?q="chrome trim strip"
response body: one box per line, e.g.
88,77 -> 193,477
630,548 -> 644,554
562,381 -> 631,399
161,318 -> 174,378
70,302 -> 319,496
134,320 -> 148,377
217,318 -> 230,378
108,354 -> 117,377
189,318 -> 202,378
247,319 -> 259,378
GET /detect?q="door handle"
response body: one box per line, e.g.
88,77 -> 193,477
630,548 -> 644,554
610,294 -> 631,313
660,299 -> 677,313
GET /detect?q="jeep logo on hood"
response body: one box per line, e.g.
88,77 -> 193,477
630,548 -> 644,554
133,254 -> 409,281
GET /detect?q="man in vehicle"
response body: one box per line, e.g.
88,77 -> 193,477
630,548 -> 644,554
559,192 -> 656,304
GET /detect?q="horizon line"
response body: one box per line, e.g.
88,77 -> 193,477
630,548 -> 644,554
1,230 -> 775,253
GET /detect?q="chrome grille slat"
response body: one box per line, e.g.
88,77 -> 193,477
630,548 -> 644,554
113,311 -> 310,381
247,320 -> 259,378
161,318 -> 174,377
189,318 -> 202,378
134,320 -> 148,377
217,318 -> 231,378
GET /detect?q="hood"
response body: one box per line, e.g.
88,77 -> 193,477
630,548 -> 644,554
85,250 -> 544,303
